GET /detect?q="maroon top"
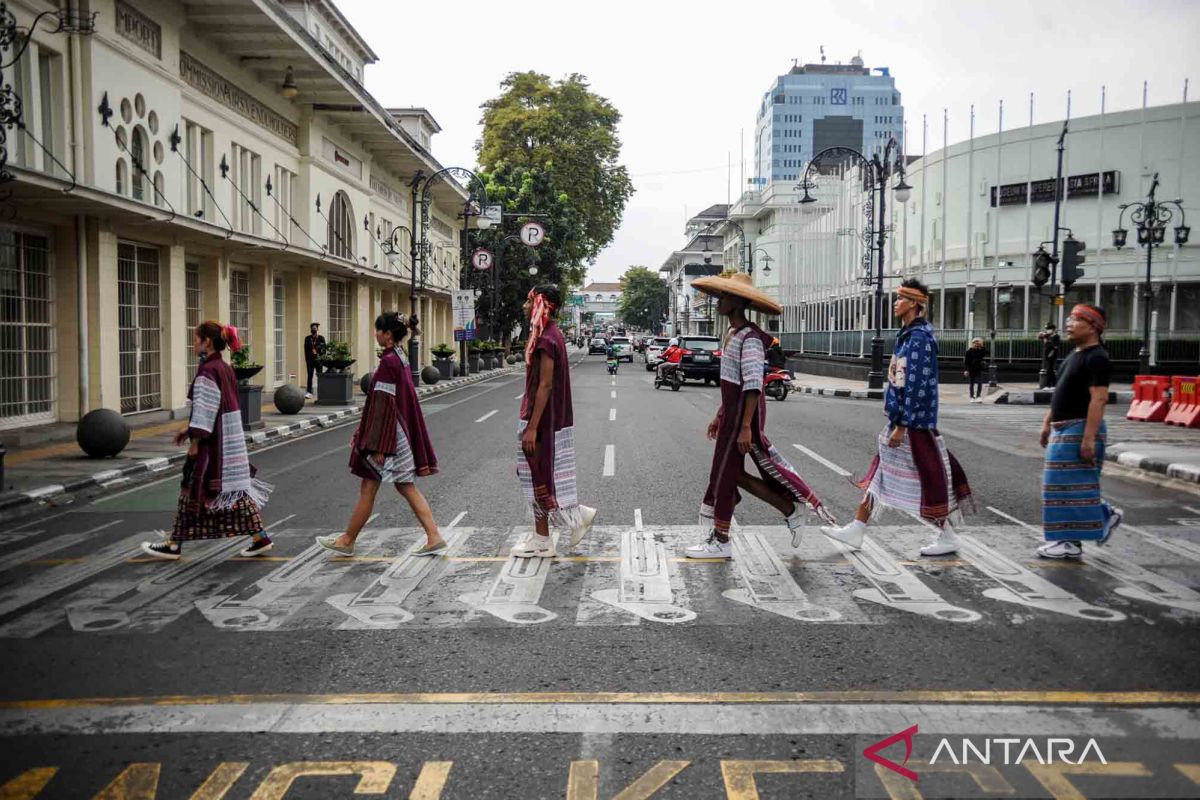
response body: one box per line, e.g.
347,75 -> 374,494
351,347 -> 438,477
520,321 -> 572,430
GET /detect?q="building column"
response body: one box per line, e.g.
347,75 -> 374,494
161,243 -> 190,411
248,263 -> 271,387
53,219 -> 82,423
86,221 -> 120,411
353,278 -> 372,369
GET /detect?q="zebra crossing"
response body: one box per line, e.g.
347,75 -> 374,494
0,511 -> 1198,637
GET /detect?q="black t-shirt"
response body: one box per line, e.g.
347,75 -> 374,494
1050,344 -> 1111,422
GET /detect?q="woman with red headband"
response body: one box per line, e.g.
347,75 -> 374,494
1036,304 -> 1122,559
822,278 -> 973,556
141,321 -> 273,560
512,284 -> 597,557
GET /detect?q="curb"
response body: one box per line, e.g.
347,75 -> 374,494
1106,451 -> 1200,484
0,367 -> 521,514
794,385 -> 885,401
995,390 -> 1135,406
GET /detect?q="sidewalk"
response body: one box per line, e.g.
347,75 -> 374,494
789,370 -> 1200,485
0,365 -> 520,514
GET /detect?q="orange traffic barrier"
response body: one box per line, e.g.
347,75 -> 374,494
1164,375 -> 1200,428
1126,375 -> 1171,422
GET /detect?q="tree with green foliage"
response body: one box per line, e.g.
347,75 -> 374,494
617,266 -> 669,333
477,71 -> 634,264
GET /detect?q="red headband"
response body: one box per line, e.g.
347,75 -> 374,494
897,286 -> 928,304
1069,305 -> 1106,333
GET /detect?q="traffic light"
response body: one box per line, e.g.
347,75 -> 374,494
1061,236 -> 1086,289
1032,246 -> 1053,288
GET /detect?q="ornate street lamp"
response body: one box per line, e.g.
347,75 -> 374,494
751,248 -> 773,277
1112,172 -> 1188,373
797,137 -> 910,389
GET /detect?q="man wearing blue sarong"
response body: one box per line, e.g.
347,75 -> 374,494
1037,304 -> 1123,559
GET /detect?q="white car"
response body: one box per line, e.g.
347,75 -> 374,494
610,336 -> 634,362
643,337 -> 671,370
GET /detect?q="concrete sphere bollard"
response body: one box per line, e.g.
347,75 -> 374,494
359,371 -> 374,394
273,384 -> 306,415
76,408 -> 131,458
420,365 -> 440,385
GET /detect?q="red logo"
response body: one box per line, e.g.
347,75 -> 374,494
863,724 -> 919,783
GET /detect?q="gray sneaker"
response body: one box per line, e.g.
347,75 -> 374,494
316,535 -> 354,556
412,540 -> 448,557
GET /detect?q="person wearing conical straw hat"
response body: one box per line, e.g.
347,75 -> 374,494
684,272 -> 836,559
821,278 -> 974,556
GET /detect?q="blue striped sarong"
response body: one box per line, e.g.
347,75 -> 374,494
1043,419 -> 1113,541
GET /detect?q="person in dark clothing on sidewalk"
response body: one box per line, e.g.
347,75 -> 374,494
303,322 -> 326,398
1039,322 -> 1061,386
963,337 -> 989,403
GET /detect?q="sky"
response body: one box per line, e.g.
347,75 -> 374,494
339,0 -> 1200,284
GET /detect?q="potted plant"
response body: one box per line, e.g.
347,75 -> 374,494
432,343 -> 456,381
316,340 -> 356,406
230,348 -> 264,430
467,341 -> 482,373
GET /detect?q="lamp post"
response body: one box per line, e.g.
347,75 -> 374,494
749,248 -> 773,277
1112,172 -> 1188,374
799,137 -> 911,389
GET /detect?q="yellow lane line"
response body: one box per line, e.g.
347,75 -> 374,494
4,690 -> 1199,711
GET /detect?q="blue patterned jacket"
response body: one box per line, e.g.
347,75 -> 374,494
884,319 -> 939,429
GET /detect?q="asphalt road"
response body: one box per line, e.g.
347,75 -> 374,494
2,349 -> 1199,799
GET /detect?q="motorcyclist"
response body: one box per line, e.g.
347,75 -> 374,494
657,337 -> 683,381
605,342 -> 619,373
766,337 -> 788,371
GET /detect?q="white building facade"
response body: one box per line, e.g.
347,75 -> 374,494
1,0 -> 478,433
661,205 -> 726,336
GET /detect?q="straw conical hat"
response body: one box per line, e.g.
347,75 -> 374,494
691,272 -> 782,315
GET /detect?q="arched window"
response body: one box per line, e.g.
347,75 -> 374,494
327,190 -> 355,259
131,127 -> 148,201
115,159 -> 128,195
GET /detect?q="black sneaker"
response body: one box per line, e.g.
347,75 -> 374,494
141,540 -> 181,561
239,537 -> 274,557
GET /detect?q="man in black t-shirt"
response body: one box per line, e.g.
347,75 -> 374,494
303,322 -> 326,398
1036,304 -> 1122,560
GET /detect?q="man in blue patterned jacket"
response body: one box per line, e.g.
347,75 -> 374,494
821,278 -> 973,556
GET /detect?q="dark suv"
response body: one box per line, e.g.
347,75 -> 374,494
679,336 -> 722,384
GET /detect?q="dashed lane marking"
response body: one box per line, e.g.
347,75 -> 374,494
610,390 -> 617,399
603,445 -> 616,477
609,408 -> 616,421
474,410 -> 499,423
792,444 -> 852,477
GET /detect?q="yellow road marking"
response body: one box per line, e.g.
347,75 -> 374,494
4,689 -> 1199,710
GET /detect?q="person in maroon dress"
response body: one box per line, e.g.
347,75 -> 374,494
512,285 -> 597,558
317,312 -> 446,557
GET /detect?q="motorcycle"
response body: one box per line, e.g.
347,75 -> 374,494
607,358 -> 619,375
654,364 -> 683,392
764,366 -> 792,401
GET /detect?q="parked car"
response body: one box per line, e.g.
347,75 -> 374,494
611,336 -> 634,362
588,337 -> 608,355
678,336 -> 722,384
643,337 -> 672,370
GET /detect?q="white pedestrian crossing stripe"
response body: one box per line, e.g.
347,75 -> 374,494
0,522 -> 1197,636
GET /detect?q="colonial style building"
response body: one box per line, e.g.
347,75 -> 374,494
660,204 -> 725,336
2,0 -> 478,433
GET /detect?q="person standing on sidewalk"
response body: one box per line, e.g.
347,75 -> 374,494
317,313 -> 445,557
513,285 -> 597,558
684,273 -> 835,560
142,322 -> 274,560
1036,305 -> 1123,560
963,337 -> 989,403
303,322 -> 326,399
1039,322 -> 1061,386
821,279 -> 973,557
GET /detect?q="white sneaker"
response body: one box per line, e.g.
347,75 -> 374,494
685,535 -> 733,559
821,520 -> 865,550
511,533 -> 556,558
786,506 -> 807,548
1098,506 -> 1123,546
305,392 -> 313,399
919,523 -> 962,556
569,505 -> 598,548
1037,540 -> 1082,559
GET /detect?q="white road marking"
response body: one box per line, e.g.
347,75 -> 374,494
1124,522 -> 1200,564
1184,506 -> 1200,516
0,533 -> 148,621
611,379 -> 616,386
195,540 -> 340,631
792,444 -> 852,477
603,445 -> 616,477
985,507 -> 1200,615
842,536 -> 981,622
446,511 -> 467,529
0,520 -> 122,576
700,392 -> 713,401
593,528 -> 697,624
514,393 -> 524,400
610,390 -> 617,399
634,508 -> 643,531
475,410 -> 499,423
609,408 -> 616,421
366,513 -> 380,525
725,532 -> 841,622
459,530 -> 559,624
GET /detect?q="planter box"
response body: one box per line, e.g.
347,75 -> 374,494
435,358 -> 454,381
237,384 -> 264,430
316,372 -> 355,406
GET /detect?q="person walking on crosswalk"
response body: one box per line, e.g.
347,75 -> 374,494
141,321 -> 274,561
512,285 -> 597,558
821,279 -> 973,556
317,312 -> 446,557
684,273 -> 835,560
1037,304 -> 1123,559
